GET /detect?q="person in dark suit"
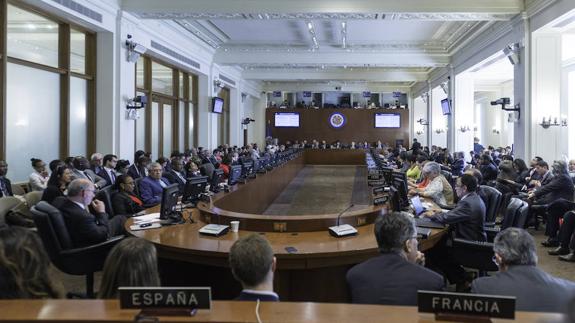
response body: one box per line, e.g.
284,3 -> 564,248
472,228 -> 575,312
0,160 -> 13,197
90,153 -> 104,175
138,162 -> 170,206
71,156 -> 107,190
111,175 -> 145,216
127,156 -> 150,180
97,154 -> 118,187
54,179 -> 126,248
411,138 -> 421,153
426,174 -> 487,241
229,234 -> 279,302
424,174 -> 486,289
163,158 -> 187,192
347,212 -> 444,305
479,154 -> 498,185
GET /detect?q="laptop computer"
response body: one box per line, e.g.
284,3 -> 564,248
411,196 -> 446,229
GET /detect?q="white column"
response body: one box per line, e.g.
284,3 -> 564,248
454,72 -> 475,154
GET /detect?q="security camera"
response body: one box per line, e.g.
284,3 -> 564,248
490,98 -> 510,107
126,38 -> 147,62
127,95 -> 148,109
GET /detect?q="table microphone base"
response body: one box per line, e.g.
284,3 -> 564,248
328,224 -> 358,237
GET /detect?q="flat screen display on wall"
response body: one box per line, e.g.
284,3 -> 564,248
275,112 -> 300,128
441,98 -> 451,115
375,113 -> 401,128
212,97 -> 224,114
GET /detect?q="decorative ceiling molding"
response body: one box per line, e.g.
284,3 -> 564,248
218,41 -> 449,53
136,12 -> 514,21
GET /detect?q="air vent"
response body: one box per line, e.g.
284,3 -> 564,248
52,0 -> 102,23
151,41 -> 201,69
219,74 -> 236,86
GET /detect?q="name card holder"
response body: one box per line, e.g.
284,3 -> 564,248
119,287 -> 211,317
417,291 -> 515,323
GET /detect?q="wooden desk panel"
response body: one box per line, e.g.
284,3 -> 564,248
0,300 -> 565,323
304,149 -> 366,165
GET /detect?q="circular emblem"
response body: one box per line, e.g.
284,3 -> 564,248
329,112 -> 346,128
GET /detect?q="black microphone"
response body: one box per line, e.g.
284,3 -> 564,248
336,204 -> 355,227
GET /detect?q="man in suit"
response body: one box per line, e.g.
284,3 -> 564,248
139,162 -> 170,206
71,156 -> 107,190
90,153 -> 104,175
424,174 -> 486,289
0,160 -> 13,197
472,228 -> 575,312
347,212 -> 444,305
97,154 -> 118,187
425,174 -> 487,241
54,179 -> 125,248
229,234 -> 279,302
163,157 -> 187,192
128,156 -> 150,180
531,161 -> 575,249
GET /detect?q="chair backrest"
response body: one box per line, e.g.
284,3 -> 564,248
480,185 -> 502,223
10,184 -> 26,196
0,196 -> 23,226
24,191 -> 43,209
30,201 -> 73,260
96,186 -> 116,217
501,197 -> 524,229
200,163 -> 215,178
134,177 -> 143,198
514,200 -> 530,228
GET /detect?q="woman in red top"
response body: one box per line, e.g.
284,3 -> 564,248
111,175 -> 145,216
219,154 -> 232,179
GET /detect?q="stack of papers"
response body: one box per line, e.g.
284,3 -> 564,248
133,212 -> 161,224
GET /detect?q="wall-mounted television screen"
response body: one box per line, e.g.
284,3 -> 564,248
375,113 -> 401,128
441,98 -> 451,115
275,112 -> 300,127
212,97 -> 224,114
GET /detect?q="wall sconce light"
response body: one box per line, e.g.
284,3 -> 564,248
539,116 -> 568,129
213,79 -> 223,89
417,118 -> 429,126
434,128 -> 445,134
415,130 -> 424,135
492,127 -> 500,134
459,125 -> 470,133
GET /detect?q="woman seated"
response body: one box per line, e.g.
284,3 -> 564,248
111,175 -> 145,216
41,165 -> 73,205
408,162 -> 453,205
405,154 -> 421,181
98,237 -> 161,299
29,158 -> 49,191
0,226 -> 63,299
219,154 -> 232,179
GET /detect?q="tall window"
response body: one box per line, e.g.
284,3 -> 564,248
135,57 -> 197,160
2,3 -> 95,181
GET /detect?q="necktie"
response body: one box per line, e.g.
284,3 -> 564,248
110,171 -> 116,184
84,171 -> 93,182
0,179 -> 6,197
159,179 -> 167,188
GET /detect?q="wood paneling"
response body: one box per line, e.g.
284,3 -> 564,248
266,108 -> 410,147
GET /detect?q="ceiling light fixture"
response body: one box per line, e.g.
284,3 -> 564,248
307,21 -> 319,50
341,21 -> 347,49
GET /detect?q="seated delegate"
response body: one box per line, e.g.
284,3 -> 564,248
347,212 -> 444,305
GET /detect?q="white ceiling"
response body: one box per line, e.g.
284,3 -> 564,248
122,0 -> 526,87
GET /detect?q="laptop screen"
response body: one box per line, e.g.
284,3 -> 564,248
411,195 -> 425,216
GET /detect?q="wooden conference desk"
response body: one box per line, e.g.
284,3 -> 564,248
0,299 -> 565,322
127,150 -> 447,303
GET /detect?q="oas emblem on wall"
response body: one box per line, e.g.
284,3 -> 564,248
329,112 -> 346,128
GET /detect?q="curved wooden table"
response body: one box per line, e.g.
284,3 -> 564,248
127,150 -> 447,302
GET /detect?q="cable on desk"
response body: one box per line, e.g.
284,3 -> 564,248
255,298 -> 262,323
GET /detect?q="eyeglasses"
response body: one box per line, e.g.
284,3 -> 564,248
492,256 -> 499,267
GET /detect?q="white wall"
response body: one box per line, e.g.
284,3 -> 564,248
430,86 -> 447,148
412,96 -> 427,146
453,73 -> 474,154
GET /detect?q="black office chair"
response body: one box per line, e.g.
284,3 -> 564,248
480,185 -> 502,226
449,237 -> 498,275
501,197 -> 527,229
96,186 -> 116,218
30,201 -> 123,298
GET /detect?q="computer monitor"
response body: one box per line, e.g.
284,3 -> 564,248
210,168 -> 224,193
182,176 -> 208,204
380,167 -> 393,185
241,160 -> 253,178
228,165 -> 242,186
388,186 -> 401,212
392,173 -> 409,208
160,183 -> 180,220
